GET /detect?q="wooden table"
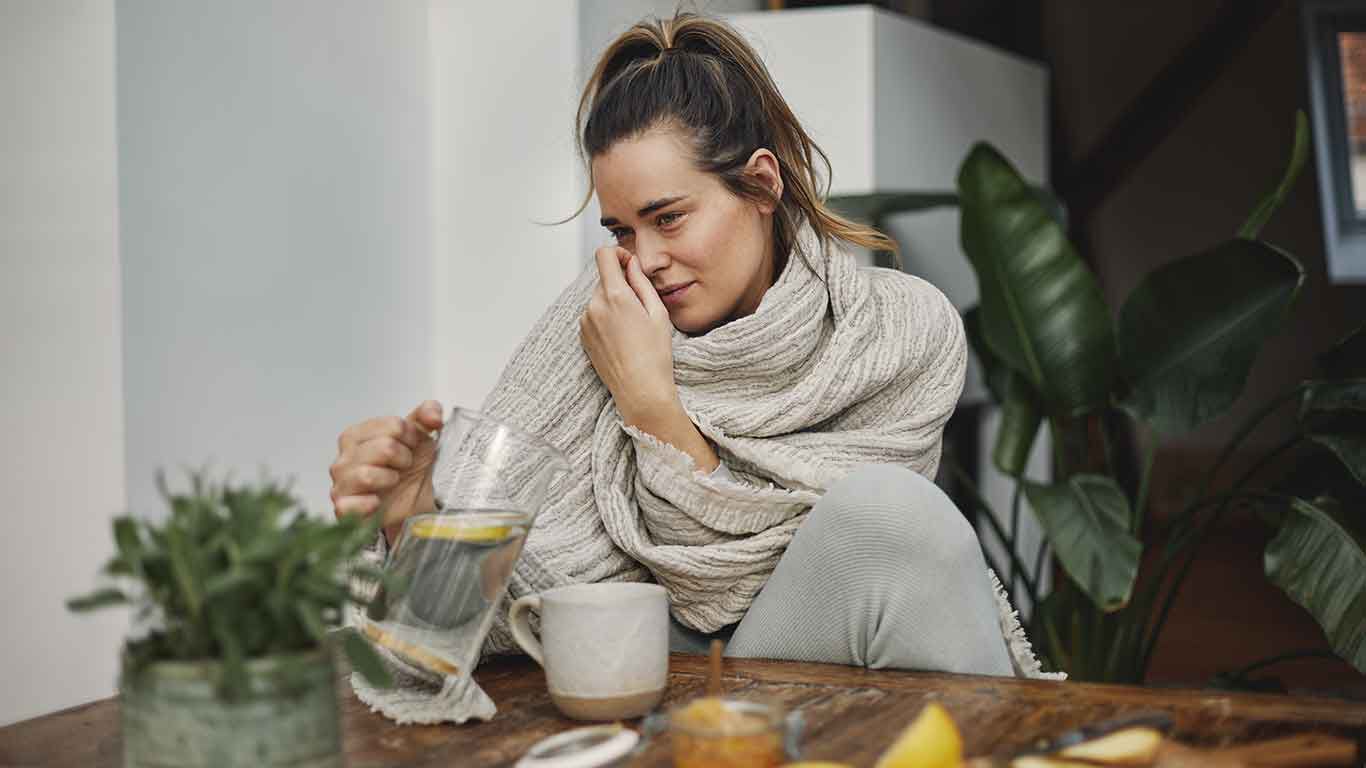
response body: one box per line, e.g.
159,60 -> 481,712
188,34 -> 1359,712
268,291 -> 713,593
3,654 -> 1364,766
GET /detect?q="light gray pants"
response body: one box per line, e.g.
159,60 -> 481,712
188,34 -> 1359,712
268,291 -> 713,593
669,464 -> 1014,676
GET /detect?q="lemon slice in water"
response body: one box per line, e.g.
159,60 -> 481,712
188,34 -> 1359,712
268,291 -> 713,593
361,622 -> 461,676
408,517 -> 511,542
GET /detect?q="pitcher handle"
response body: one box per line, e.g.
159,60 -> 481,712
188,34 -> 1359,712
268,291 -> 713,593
508,595 -> 544,666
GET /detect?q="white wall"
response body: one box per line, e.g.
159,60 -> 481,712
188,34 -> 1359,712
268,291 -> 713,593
430,1 -> 584,409
116,0 -> 433,518
3,1 -> 594,722
0,0 -> 129,726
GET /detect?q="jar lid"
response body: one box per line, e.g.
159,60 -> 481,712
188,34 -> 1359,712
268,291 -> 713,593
515,725 -> 640,768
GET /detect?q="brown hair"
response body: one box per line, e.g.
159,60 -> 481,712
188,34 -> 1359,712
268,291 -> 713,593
567,10 -> 898,273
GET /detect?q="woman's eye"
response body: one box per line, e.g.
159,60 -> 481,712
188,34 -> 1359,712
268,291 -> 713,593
657,212 -> 683,227
610,228 -> 632,242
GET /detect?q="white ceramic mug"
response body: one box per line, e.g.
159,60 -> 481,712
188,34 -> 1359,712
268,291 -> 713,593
509,582 -> 669,720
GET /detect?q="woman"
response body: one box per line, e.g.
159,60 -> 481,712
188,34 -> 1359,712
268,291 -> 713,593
331,11 -> 1052,698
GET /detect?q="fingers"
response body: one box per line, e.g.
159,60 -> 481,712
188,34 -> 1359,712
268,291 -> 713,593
338,414 -> 421,454
333,494 -> 379,520
406,399 -> 444,433
622,252 -> 666,316
351,436 -> 415,471
330,462 -> 401,495
594,245 -> 633,298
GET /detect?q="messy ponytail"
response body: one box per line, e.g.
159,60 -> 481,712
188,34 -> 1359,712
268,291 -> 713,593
568,10 -> 898,272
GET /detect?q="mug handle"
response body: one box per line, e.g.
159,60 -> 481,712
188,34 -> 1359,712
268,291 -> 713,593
508,595 -> 544,666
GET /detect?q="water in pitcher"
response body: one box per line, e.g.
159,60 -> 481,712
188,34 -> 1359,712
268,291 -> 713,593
363,509 -> 530,678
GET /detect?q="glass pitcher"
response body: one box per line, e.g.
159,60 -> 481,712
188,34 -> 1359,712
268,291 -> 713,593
362,406 -> 569,680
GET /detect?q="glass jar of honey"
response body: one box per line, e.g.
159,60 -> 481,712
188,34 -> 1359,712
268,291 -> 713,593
665,696 -> 801,768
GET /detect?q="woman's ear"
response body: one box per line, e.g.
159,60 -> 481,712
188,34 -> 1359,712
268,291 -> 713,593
745,148 -> 783,214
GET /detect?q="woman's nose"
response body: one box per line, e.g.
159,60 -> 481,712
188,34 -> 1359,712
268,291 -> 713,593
634,238 -> 670,275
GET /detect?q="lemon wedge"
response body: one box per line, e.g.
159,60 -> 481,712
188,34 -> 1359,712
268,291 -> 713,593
873,702 -> 963,768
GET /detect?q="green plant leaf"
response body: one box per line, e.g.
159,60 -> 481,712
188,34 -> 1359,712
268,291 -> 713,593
209,611 -> 248,700
203,569 -> 265,601
993,375 -> 1045,477
165,524 -> 202,620
341,627 -> 393,689
964,305 -> 1045,475
1238,111 -> 1310,240
1025,475 -> 1140,612
963,306 -> 1008,403
1320,324 -> 1366,378
295,602 -> 327,642
1118,240 -> 1305,434
957,143 -> 1115,414
66,587 -> 130,612
1300,379 -> 1366,485
112,517 -> 143,573
1264,497 -> 1366,673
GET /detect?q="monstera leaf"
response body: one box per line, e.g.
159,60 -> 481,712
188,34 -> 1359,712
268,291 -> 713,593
1300,379 -> 1366,486
1118,240 -> 1304,434
1025,475 -> 1140,612
964,306 -> 1043,476
958,144 -> 1115,415
1264,497 -> 1366,673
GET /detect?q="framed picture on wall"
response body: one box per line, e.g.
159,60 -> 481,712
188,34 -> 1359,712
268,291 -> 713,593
1303,0 -> 1366,283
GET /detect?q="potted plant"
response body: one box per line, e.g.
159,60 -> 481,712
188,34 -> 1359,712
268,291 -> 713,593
68,471 -> 395,767
833,111 -> 1366,683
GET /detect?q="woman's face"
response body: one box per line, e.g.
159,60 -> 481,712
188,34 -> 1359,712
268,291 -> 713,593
592,128 -> 782,336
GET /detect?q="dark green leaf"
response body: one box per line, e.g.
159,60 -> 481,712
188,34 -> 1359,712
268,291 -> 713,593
295,602 -> 327,642
165,524 -> 202,619
964,306 -> 1007,403
1300,379 -> 1366,485
241,537 -> 288,565
957,143 -> 1115,413
209,611 -> 248,700
1239,111 -> 1310,240
1264,497 -> 1366,673
963,308 -> 1046,476
1025,475 -> 1141,612
993,375 -> 1044,477
67,587 -> 129,612
1118,240 -> 1304,434
341,628 -> 393,689
112,517 -> 143,572
203,569 -> 264,601
1320,324 -> 1366,379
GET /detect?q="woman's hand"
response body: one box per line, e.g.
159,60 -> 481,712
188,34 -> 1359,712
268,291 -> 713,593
580,246 -> 678,425
330,399 -> 443,544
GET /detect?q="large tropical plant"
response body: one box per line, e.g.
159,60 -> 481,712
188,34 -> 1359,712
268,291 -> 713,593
833,112 -> 1366,682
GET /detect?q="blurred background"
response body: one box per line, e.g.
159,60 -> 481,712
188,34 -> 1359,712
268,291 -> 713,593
3,0 -> 1364,727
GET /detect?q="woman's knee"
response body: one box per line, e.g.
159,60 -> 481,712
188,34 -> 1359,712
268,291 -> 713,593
804,464 -> 981,568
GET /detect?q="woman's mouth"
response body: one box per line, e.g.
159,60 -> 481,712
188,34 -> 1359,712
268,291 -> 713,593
659,282 -> 694,305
